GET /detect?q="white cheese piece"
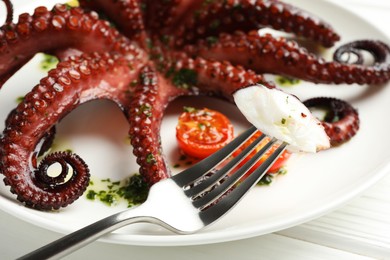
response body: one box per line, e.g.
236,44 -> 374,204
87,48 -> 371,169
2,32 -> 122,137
233,84 -> 330,153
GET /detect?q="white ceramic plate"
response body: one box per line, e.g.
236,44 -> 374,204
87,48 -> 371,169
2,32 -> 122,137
1,0 -> 390,246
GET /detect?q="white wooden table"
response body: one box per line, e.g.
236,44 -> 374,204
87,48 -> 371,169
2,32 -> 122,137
1,1 -> 390,259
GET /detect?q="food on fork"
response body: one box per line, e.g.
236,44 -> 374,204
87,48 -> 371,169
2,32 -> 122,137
234,84 -> 330,153
0,0 -> 388,210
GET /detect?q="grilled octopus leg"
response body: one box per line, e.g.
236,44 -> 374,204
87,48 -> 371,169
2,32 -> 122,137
0,51 -> 145,210
185,31 -> 390,85
0,4 -> 146,87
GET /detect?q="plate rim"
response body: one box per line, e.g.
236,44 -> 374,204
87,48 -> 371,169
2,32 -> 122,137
1,0 -> 390,246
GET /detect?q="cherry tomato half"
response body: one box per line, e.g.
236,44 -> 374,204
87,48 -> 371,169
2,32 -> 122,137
176,107 -> 234,159
233,131 -> 290,176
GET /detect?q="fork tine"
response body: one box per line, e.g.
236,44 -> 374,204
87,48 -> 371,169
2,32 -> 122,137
172,126 -> 258,187
192,137 -> 278,209
185,132 -> 267,197
199,142 -> 287,224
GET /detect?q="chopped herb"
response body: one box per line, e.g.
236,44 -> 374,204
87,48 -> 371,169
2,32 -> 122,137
165,66 -> 176,78
66,0 -> 79,7
209,19 -> 220,29
16,96 -> 24,104
206,36 -> 218,46
198,122 -> 206,130
40,54 -> 59,71
257,167 -> 288,186
257,174 -> 273,186
98,191 -> 117,205
281,118 -> 287,124
117,174 -> 148,206
138,103 -> 152,117
160,35 -> 170,45
86,174 -> 148,207
276,76 -> 301,87
172,68 -> 198,89
277,167 -> 288,175
183,106 -> 197,113
86,190 -> 97,200
146,153 -> 157,164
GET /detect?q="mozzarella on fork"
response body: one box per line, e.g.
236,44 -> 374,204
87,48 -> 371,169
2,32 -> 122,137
233,84 -> 330,153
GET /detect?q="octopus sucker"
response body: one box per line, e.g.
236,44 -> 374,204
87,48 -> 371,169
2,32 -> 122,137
168,0 -> 340,48
128,66 -> 174,185
129,57 -> 271,185
185,31 -> 390,85
0,3 -> 146,87
0,0 -> 388,210
1,51 -> 146,210
78,0 -> 146,42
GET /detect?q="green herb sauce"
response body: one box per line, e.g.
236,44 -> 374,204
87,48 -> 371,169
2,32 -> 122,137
40,54 -> 59,72
16,96 -> 24,104
276,76 -> 301,87
86,174 -> 149,207
171,68 -> 198,89
257,167 -> 288,186
66,0 -> 79,7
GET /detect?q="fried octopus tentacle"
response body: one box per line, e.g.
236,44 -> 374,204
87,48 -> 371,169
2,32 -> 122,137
186,31 -> 390,85
0,51 -> 145,210
334,40 -> 390,65
166,52 -> 275,99
78,0 -> 146,42
127,55 -> 273,185
2,0 -> 13,24
172,0 -> 340,48
0,0 -> 388,211
303,97 -> 359,146
0,4 -> 146,87
140,0 -> 204,35
128,66 -> 187,185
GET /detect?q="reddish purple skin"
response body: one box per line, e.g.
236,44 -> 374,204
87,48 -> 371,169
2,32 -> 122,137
0,0 -> 387,210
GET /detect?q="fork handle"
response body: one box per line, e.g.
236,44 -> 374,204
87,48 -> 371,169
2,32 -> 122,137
17,204 -> 150,260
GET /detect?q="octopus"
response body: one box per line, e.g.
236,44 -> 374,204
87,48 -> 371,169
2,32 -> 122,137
0,0 -> 389,210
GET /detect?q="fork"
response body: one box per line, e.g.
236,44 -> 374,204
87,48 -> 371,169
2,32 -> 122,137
18,126 -> 287,260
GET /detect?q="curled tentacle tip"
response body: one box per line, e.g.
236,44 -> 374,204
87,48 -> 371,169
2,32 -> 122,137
333,40 -> 390,65
303,97 -> 360,146
32,151 -> 90,210
1,0 -> 13,24
35,151 -> 90,188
